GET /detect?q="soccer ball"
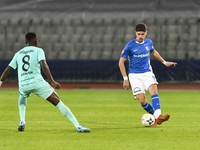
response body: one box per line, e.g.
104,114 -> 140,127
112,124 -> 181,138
141,114 -> 155,127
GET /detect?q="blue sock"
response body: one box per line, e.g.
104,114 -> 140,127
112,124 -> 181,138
151,94 -> 161,110
151,94 -> 161,118
141,102 -> 155,114
18,95 -> 27,121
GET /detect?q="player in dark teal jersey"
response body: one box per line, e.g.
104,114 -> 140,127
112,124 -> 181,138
0,32 -> 91,132
119,23 -> 177,126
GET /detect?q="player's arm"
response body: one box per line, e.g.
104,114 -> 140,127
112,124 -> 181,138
151,49 -> 177,67
118,57 -> 129,89
0,66 -> 13,87
40,60 -> 60,89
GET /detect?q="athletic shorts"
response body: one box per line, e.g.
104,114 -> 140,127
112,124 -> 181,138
19,80 -> 54,100
129,72 -> 158,96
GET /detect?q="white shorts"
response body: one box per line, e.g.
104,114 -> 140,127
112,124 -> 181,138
129,72 -> 158,96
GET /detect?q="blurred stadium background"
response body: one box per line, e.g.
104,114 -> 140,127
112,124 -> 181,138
0,0 -> 200,85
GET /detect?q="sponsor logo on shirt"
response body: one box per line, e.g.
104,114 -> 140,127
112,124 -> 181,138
21,77 -> 34,83
134,53 -> 149,58
21,71 -> 33,76
20,50 -> 34,54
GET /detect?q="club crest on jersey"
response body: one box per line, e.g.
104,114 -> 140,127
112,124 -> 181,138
146,46 -> 149,51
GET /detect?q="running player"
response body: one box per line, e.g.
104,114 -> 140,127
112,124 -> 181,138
0,32 -> 91,132
118,23 -> 177,126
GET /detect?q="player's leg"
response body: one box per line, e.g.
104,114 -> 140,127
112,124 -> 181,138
148,84 -> 161,118
46,91 -> 91,133
148,83 -> 170,125
46,91 -> 79,127
34,81 -> 91,132
34,81 -> 78,125
136,93 -> 155,115
129,74 -> 154,115
18,94 -> 27,121
18,94 -> 27,131
145,73 -> 161,118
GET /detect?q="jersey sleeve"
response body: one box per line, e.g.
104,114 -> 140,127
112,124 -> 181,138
37,48 -> 46,62
150,40 -> 155,52
9,53 -> 18,69
120,43 -> 130,59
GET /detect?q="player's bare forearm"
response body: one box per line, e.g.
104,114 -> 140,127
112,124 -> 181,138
118,57 -> 128,77
40,60 -> 61,89
0,66 -> 13,82
119,57 -> 129,89
40,60 -> 54,82
151,50 -> 165,62
151,50 -> 177,67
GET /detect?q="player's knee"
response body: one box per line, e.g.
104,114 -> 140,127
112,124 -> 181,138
136,94 -> 147,105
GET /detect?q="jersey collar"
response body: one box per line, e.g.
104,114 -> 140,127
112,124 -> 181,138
135,39 -> 145,44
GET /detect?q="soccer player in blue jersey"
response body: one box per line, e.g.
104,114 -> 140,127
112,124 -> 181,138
0,32 -> 91,132
119,23 -> 177,126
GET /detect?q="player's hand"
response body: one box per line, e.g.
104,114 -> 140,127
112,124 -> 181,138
51,81 -> 61,89
123,80 -> 129,90
165,61 -> 177,67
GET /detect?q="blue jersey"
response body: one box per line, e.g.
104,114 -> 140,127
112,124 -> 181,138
121,38 -> 155,74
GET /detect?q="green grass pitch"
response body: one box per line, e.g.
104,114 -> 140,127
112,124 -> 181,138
0,88 -> 200,150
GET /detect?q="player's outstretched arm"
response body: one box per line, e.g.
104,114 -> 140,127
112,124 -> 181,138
40,60 -> 60,89
0,66 -> 13,87
151,50 -> 177,67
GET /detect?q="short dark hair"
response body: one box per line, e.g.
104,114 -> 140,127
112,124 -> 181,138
135,23 -> 147,32
25,32 -> 37,43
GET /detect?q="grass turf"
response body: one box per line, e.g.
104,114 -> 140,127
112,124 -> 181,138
0,89 -> 200,150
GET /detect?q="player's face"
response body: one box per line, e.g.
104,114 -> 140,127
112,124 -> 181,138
135,31 -> 147,43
